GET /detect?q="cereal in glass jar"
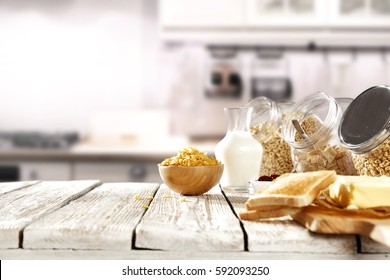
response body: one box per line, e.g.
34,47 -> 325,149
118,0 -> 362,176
339,85 -> 390,176
247,97 -> 294,176
282,93 -> 357,175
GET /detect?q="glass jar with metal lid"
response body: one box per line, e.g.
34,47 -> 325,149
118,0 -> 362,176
339,85 -> 390,176
247,97 -> 294,176
282,92 -> 357,175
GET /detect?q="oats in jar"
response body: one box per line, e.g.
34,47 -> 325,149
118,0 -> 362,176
251,116 -> 293,176
292,115 -> 356,175
294,114 -> 324,142
294,145 -> 357,175
352,138 -> 390,176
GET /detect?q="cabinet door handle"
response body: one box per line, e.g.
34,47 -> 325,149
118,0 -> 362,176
30,170 -> 38,180
129,165 -> 147,181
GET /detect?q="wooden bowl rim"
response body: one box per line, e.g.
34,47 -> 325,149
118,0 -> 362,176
158,164 -> 224,168
158,163 -> 224,195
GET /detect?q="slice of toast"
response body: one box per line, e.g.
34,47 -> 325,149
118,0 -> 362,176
240,207 -> 301,221
246,170 -> 337,209
245,202 -> 288,211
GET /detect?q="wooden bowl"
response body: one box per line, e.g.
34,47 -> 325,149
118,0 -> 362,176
158,164 -> 224,195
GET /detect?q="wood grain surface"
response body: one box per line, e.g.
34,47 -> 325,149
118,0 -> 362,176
292,205 -> 390,248
135,184 -> 244,252
226,192 -> 357,254
3,248 -> 387,260
23,183 -> 159,250
0,180 -> 100,249
1,180 -> 389,258
0,181 -> 39,195
360,236 -> 390,254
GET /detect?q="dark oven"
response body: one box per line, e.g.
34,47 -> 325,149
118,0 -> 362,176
0,165 -> 20,182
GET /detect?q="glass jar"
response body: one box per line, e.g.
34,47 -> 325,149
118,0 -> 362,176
339,85 -> 390,176
247,97 -> 294,176
215,107 -> 263,192
282,92 -> 357,175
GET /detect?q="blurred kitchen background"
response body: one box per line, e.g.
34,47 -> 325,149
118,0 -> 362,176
0,0 -> 389,182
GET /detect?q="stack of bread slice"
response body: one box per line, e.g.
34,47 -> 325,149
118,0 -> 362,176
240,170 -> 337,220
240,171 -> 390,247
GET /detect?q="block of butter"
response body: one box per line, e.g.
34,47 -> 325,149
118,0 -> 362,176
329,175 -> 390,209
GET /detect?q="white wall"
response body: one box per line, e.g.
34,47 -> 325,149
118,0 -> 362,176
0,0 -> 144,134
288,52 -> 390,100
0,0 -> 389,137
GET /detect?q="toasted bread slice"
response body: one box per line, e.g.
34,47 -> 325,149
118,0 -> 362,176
246,170 -> 337,209
240,207 -> 301,221
245,202 -> 288,211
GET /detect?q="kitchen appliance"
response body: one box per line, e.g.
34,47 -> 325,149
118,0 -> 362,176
0,166 -> 19,182
204,48 -> 243,98
251,51 -> 292,100
0,132 -> 79,149
251,77 -> 292,100
0,132 -> 79,182
0,129 -> 163,183
172,47 -> 296,139
171,47 -> 250,138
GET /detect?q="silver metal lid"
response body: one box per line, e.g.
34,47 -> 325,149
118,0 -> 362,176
339,85 -> 390,154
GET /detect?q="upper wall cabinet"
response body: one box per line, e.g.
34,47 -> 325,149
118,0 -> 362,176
328,0 -> 390,27
160,0 -> 390,29
159,0 -> 390,45
159,0 -> 245,27
245,0 -> 327,27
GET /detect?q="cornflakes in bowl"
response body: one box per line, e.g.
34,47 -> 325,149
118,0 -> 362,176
158,147 -> 223,195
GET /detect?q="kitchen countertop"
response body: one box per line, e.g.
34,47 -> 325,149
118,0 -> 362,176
0,180 -> 389,260
0,139 -> 219,162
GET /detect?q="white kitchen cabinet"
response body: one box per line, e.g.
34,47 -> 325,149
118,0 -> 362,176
160,0 -> 390,29
159,0 -> 245,27
20,162 -> 71,181
328,0 -> 390,27
245,0 -> 327,27
73,162 -> 161,183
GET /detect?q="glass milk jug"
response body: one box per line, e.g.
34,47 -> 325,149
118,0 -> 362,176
215,107 -> 263,192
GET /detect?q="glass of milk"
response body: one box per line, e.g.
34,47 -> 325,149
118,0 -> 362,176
215,107 -> 263,193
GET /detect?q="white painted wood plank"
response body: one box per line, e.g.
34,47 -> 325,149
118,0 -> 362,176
2,249 -> 386,260
135,184 -> 244,252
360,236 -> 390,254
0,181 -> 40,195
24,183 -> 159,251
226,192 -> 357,254
0,180 -> 100,249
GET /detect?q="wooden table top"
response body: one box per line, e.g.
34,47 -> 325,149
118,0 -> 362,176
0,180 -> 388,260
